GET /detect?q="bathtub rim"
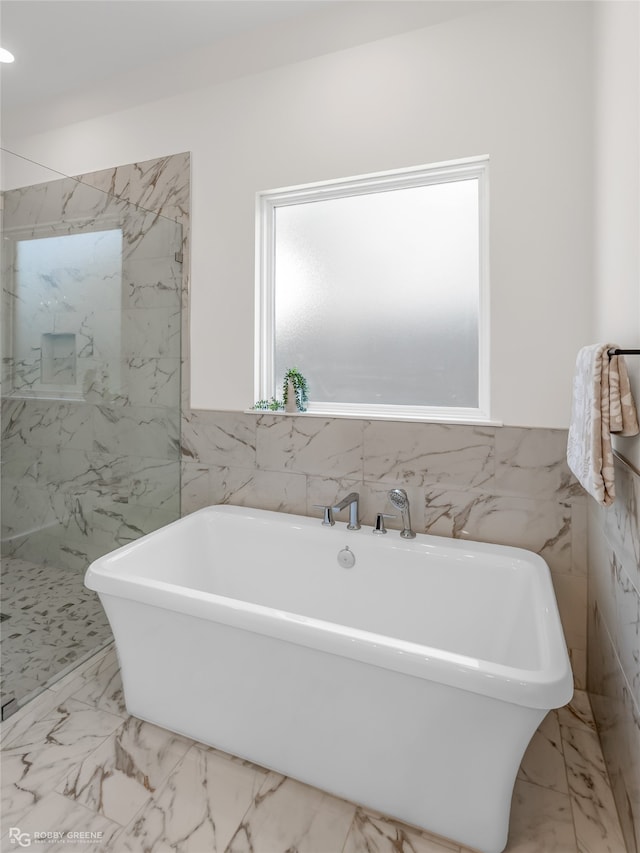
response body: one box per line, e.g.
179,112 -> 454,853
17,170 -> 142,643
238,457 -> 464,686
85,505 -> 574,711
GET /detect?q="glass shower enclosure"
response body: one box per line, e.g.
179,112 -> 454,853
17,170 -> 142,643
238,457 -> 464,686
0,150 -> 183,714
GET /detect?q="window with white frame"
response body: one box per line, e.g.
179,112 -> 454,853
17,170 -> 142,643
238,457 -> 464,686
256,157 -> 489,421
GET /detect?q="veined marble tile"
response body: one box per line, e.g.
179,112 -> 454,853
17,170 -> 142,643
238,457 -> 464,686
256,414 -> 364,478
494,427 -> 581,500
612,554 -> 640,706
0,643 -> 113,748
503,779 -> 577,852
306,476 -> 369,525
115,745 -> 269,852
71,309 -> 122,363
2,398 -> 94,453
93,404 -> 179,459
606,689 -> 640,853
181,461 -> 213,514
88,502 -> 179,551
1,480 -> 63,541
1,698 -> 123,826
124,255 -> 183,309
561,724 -> 627,853
571,496 -> 588,577
587,510 -> 619,644
551,573 -> 587,653
0,790 -> 121,852
421,486 -> 573,575
588,605 -> 640,853
77,153 -> 190,226
226,773 -> 356,853
518,711 -> 568,794
62,647 -> 127,719
557,691 -> 596,733
2,180 -> 65,229
342,808 -> 460,853
123,307 -> 181,359
0,687 -> 63,749
122,209 -> 182,264
82,356 -> 181,409
587,602 -> 620,719
606,456 -> 640,589
181,410 -> 256,468
571,648 -> 587,691
0,443 -> 42,485
59,175 -> 125,224
208,465 -> 307,516
57,717 -> 193,826
92,454 -> 180,513
363,421 -> 494,488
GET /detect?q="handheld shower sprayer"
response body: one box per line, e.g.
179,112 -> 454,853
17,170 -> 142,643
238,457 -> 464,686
387,488 -> 416,539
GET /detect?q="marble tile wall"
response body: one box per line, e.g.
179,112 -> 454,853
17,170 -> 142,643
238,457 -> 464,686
588,452 -> 640,852
182,410 -> 589,688
1,154 -> 189,571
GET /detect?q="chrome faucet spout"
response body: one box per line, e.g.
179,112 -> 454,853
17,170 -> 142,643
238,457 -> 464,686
332,492 -> 361,530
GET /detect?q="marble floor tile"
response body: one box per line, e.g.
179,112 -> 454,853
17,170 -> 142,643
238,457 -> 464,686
225,773 -> 356,853
56,716 -> 194,826
1,698 -> 124,826
342,808 -> 461,853
113,744 -> 270,852
557,689 -> 597,733
517,711 -> 568,794
501,779 -> 578,853
1,791 -> 122,852
0,645 -> 629,853
560,724 -> 628,853
60,646 -> 127,718
0,656 -> 118,750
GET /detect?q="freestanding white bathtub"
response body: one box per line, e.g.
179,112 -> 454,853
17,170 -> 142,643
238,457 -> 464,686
85,504 -> 573,853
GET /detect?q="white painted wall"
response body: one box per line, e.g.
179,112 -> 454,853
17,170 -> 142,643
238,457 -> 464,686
593,0 -> 640,471
2,1 -> 596,427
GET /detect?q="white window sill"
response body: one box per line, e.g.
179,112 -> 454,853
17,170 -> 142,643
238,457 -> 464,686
244,408 -> 503,427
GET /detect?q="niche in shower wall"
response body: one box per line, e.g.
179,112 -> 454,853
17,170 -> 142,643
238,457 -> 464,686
41,334 -> 77,386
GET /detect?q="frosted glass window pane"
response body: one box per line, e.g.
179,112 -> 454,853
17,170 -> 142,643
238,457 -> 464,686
274,179 -> 479,407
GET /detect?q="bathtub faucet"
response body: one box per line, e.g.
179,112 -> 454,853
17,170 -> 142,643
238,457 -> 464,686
388,488 -> 416,539
332,492 -> 361,530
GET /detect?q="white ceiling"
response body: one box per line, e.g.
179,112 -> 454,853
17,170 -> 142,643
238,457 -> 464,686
0,0 -> 332,112
0,0 -> 499,137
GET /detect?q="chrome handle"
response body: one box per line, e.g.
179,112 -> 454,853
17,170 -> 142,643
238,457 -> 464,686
312,504 -> 335,526
373,513 -> 396,535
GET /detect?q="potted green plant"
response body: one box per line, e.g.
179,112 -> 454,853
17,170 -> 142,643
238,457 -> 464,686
283,368 -> 309,413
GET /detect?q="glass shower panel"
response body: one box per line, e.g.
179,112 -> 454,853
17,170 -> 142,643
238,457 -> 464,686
0,150 -> 182,711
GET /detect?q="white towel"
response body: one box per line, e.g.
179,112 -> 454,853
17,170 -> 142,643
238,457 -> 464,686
567,344 -> 639,506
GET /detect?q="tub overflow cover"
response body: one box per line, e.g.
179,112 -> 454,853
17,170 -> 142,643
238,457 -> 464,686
338,546 -> 356,569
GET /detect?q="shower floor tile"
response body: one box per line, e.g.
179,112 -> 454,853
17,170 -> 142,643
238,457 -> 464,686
0,557 -> 113,710
0,644 -> 628,853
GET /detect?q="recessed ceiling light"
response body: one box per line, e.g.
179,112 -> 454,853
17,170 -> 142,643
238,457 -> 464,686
0,48 -> 15,63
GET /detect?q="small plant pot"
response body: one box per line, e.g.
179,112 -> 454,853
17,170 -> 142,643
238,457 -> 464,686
285,379 -> 297,413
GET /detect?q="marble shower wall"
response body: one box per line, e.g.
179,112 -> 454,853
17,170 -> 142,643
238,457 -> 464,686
588,453 -> 640,853
1,154 -> 190,570
182,410 -> 588,688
